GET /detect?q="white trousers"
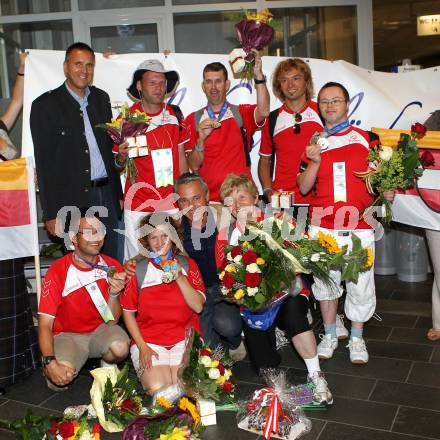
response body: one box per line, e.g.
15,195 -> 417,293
426,229 -> 440,329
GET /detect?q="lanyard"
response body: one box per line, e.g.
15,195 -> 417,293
324,120 -> 350,136
150,249 -> 174,267
207,100 -> 229,122
74,254 -> 116,278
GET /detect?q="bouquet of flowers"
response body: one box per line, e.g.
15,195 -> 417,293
354,123 -> 427,223
179,329 -> 235,403
0,410 -> 101,440
122,399 -> 202,440
228,9 -> 275,81
96,102 -> 151,184
219,219 -> 373,313
90,365 -> 143,432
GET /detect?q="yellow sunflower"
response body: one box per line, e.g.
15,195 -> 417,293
317,232 -> 342,254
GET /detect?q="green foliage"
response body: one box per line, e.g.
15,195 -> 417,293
0,411 -> 57,440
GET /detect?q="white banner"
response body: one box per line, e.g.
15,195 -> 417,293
21,50 -> 440,230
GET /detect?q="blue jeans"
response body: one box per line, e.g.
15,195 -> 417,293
199,284 -> 242,349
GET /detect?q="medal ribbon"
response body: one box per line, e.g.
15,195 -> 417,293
74,254 -> 115,275
207,100 -> 229,123
324,119 -> 350,136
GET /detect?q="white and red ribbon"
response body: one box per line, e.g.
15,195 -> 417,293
252,387 -> 284,440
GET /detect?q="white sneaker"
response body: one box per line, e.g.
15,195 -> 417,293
229,341 -> 247,362
347,337 -> 369,364
308,371 -> 333,405
317,334 -> 338,360
335,314 -> 349,340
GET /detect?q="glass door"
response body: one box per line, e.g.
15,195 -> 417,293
77,11 -> 169,54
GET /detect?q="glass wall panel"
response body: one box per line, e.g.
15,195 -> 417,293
0,0 -> 70,15
91,23 -> 159,54
268,6 -> 357,64
78,0 -> 164,9
0,20 -> 73,98
174,11 -> 254,54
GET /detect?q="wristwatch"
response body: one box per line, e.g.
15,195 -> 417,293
254,75 -> 267,85
41,355 -> 56,367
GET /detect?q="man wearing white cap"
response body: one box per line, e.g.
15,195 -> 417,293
116,60 -> 189,259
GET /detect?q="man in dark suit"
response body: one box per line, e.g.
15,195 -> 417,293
31,42 -> 123,259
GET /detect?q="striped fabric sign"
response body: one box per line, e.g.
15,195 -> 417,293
0,157 -> 39,260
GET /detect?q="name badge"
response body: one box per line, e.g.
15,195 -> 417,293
151,148 -> 174,188
333,162 -> 347,203
84,282 -> 115,323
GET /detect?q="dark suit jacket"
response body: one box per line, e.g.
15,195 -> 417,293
30,83 -> 122,221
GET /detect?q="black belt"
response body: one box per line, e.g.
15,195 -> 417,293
90,177 -> 109,187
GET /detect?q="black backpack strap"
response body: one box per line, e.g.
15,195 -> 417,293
135,258 -> 149,292
168,104 -> 184,131
268,109 -> 279,178
230,104 -> 252,167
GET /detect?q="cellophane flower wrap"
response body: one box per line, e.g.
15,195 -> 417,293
218,219 -> 374,311
230,9 -> 275,80
178,328 -> 235,403
237,369 -> 312,440
354,123 -> 427,223
122,404 -> 201,440
90,365 -> 142,432
96,102 -> 151,184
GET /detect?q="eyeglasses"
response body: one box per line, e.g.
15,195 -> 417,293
77,228 -> 106,239
293,113 -> 302,134
319,98 -> 346,107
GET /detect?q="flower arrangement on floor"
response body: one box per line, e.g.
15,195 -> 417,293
219,219 -> 373,313
90,364 -> 143,433
237,369 -> 312,440
96,102 -> 151,184
354,122 -> 427,223
122,396 -> 202,440
179,329 -> 235,403
228,9 -> 275,81
0,409 -> 101,440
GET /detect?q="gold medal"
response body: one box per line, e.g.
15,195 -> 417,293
106,266 -> 116,280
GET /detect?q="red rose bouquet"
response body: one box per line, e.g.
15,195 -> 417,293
219,219 -> 374,324
354,123 -> 427,223
96,102 -> 151,184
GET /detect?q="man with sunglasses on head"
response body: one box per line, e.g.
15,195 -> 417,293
38,214 -> 130,391
185,51 -> 269,202
258,58 -> 323,205
297,82 -> 395,365
117,60 -> 190,259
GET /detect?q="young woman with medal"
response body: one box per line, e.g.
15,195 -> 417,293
121,214 -> 205,396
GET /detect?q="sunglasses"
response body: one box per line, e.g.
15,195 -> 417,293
293,113 -> 302,134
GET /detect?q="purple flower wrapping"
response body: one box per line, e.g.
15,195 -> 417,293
106,121 -> 150,145
235,19 -> 275,59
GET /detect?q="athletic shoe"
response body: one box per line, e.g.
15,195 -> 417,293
317,334 -> 338,360
336,314 -> 349,340
308,371 -> 333,405
347,337 -> 369,364
229,340 -> 247,362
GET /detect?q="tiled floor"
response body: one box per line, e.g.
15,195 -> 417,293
1,274 -> 439,440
